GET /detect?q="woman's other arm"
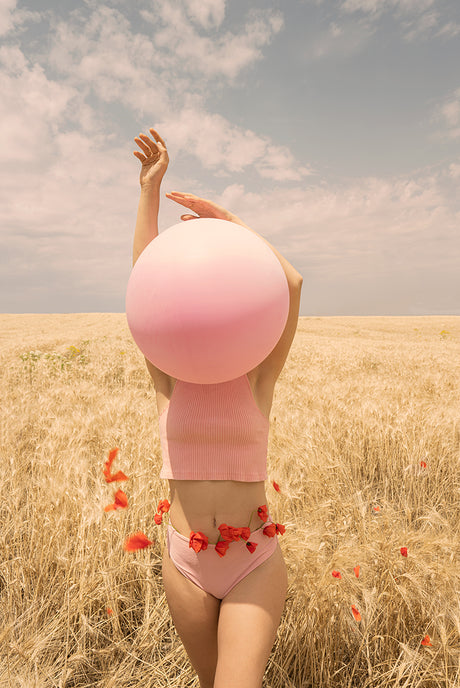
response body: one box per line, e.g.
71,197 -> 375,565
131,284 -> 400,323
165,191 -> 303,285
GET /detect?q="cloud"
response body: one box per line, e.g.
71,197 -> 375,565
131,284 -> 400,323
0,0 -> 39,37
214,169 -> 459,281
155,104 -> 312,181
433,88 -> 460,139
140,1 -> 284,81
339,0 -> 457,43
183,0 -> 227,29
46,5 -> 172,120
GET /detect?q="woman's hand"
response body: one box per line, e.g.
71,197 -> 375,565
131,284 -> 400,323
133,128 -> 169,188
165,191 -> 249,228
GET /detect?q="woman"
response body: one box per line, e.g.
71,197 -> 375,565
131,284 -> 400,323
132,128 -> 303,688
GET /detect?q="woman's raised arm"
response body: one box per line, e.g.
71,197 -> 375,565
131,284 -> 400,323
132,129 -> 169,266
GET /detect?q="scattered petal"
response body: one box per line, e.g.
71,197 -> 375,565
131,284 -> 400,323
373,505 -> 380,512
154,513 -> 163,525
273,481 -> 280,492
246,541 -> 258,553
351,605 -> 361,622
215,540 -> 230,557
189,531 -> 208,553
332,570 -> 342,579
104,489 -> 128,512
257,505 -> 268,522
103,448 -> 128,483
400,547 -> 408,557
421,634 -> 432,646
107,607 -> 113,615
124,532 -> 153,551
420,461 -> 427,468
354,565 -> 360,578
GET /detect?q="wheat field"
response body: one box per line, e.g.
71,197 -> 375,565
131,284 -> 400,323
1,314 -> 459,688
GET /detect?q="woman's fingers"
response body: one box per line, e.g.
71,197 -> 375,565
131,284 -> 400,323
150,128 -> 167,148
165,192 -> 202,209
135,133 -> 159,158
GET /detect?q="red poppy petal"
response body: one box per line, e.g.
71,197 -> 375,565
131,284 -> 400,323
215,540 -> 230,557
157,499 -> 170,514
246,541 -> 258,553
154,513 -> 163,525
420,461 -> 427,468
354,565 -> 360,578
273,481 -> 280,492
332,570 -> 342,579
114,489 -> 128,507
124,532 -> 153,551
218,524 -> 234,542
109,470 -> 129,482
257,505 -> 268,522
275,523 -> 286,535
107,607 -> 113,615
189,531 -> 208,552
351,605 -> 361,622
263,524 -> 277,537
421,634 -> 432,646
239,527 -> 251,541
400,547 -> 408,557
104,503 -> 116,512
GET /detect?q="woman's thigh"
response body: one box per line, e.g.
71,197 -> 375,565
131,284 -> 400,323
214,542 -> 288,688
161,545 -> 221,687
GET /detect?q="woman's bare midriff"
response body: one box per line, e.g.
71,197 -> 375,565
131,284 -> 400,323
167,479 -> 268,544
157,369 -> 274,544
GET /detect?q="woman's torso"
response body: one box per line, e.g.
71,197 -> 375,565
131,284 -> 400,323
156,369 -> 275,543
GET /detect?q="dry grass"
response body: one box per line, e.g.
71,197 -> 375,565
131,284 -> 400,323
1,314 -> 459,688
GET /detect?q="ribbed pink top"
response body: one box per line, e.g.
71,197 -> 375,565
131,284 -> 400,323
159,374 -> 269,481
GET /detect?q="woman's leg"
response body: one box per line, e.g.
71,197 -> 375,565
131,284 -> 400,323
214,543 -> 288,688
161,545 -> 221,688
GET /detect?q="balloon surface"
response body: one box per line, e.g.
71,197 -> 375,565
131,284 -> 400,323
126,217 -> 289,383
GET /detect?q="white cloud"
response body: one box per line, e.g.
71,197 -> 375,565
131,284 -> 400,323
0,0 -> 16,36
339,0 -> 457,43
155,104 -> 312,181
213,171 -> 458,282
0,45 -> 85,168
434,88 -> 460,139
47,6 -> 171,119
184,0 -> 226,29
435,21 -> 460,38
340,0 -> 436,18
0,0 -> 40,37
140,1 -> 283,81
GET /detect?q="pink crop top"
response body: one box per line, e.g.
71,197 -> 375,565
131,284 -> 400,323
159,374 -> 269,481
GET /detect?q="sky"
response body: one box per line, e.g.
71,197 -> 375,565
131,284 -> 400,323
0,0 -> 459,316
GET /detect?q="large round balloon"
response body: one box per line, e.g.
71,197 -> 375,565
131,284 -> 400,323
126,217 -> 289,384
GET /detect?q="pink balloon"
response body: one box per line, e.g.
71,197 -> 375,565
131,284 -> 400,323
126,218 -> 289,383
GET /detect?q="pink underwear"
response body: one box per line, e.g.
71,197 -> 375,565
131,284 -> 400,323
166,519 -> 278,600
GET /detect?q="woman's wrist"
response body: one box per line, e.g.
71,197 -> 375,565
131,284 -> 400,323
140,179 -> 162,194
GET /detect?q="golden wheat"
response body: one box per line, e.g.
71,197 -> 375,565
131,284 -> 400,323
1,314 -> 459,687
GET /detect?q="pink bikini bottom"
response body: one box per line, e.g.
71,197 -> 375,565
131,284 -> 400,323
166,519 -> 278,600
